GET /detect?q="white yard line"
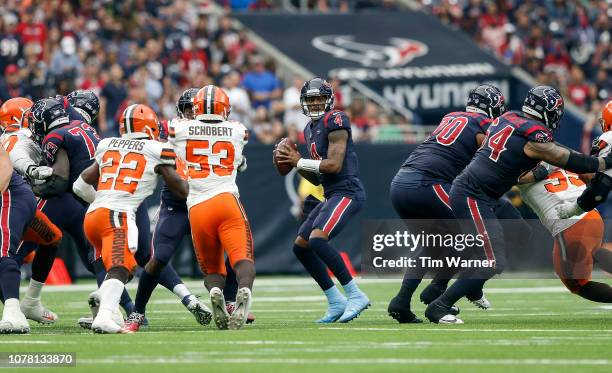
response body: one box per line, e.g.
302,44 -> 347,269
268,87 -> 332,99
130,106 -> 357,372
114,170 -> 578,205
77,357 -> 611,365
320,327 -> 612,333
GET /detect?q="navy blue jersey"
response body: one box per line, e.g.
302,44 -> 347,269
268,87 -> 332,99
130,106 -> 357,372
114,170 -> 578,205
403,111 -> 492,183
304,110 -> 365,199
42,120 -> 101,185
459,111 -> 553,199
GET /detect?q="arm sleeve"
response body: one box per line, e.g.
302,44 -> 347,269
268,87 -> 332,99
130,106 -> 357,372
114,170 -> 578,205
7,137 -> 40,176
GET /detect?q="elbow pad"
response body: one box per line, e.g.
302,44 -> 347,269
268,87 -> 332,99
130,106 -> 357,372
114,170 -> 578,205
565,152 -> 600,174
577,172 -> 612,212
72,175 -> 96,204
31,175 -> 69,198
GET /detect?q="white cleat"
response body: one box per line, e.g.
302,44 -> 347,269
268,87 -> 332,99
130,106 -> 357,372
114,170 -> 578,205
228,288 -> 252,330
20,297 -> 58,324
471,295 -> 491,310
186,297 -> 212,326
210,287 -> 230,330
91,317 -> 124,334
0,304 -> 30,334
438,314 -> 464,324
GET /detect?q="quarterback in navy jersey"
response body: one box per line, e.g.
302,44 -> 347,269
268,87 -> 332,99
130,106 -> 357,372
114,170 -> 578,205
425,86 -> 612,324
275,78 -> 369,323
388,85 -> 510,323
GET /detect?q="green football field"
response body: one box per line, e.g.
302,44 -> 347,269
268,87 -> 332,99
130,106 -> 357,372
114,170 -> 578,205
3,277 -> 611,372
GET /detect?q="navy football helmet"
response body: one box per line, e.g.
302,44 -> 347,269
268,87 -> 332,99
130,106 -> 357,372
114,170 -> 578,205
300,78 -> 334,120
67,90 -> 100,124
176,88 -> 199,119
466,84 -> 506,119
522,85 -> 564,130
29,97 -> 69,144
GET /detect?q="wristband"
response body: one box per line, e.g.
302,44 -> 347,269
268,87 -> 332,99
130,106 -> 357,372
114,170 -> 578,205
297,158 -> 321,174
532,164 -> 549,181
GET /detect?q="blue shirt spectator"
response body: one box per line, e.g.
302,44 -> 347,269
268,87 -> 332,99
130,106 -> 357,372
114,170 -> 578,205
242,57 -> 281,109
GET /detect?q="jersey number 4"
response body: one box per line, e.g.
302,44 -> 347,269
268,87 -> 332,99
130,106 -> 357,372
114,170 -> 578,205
485,121 -> 514,162
98,150 -> 147,194
185,140 -> 235,179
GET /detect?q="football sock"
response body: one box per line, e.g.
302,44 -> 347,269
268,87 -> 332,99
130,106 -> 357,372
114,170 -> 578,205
97,279 -> 124,320
173,283 -> 191,300
31,244 -> 58,283
293,244 -> 334,290
25,279 -> 44,300
156,264 -> 183,292
396,278 -> 421,302
309,238 -> 352,286
342,279 -> 365,298
324,285 -> 346,308
234,260 -> 256,290
577,281 -> 612,303
134,270 -> 159,314
593,248 -> 612,273
0,259 -> 21,300
224,259 -> 238,302
437,278 -> 487,308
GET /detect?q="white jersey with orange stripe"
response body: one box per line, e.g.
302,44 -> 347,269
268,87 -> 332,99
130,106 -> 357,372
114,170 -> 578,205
88,136 -> 176,214
0,128 -> 44,177
516,164 -> 587,237
168,118 -> 248,209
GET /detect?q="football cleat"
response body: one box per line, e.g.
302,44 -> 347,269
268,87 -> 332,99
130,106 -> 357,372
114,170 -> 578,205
91,317 -> 124,334
209,287 -> 230,330
226,302 -> 255,324
337,290 -> 370,323
20,296 -> 58,324
0,302 -> 30,334
228,288 -> 252,330
316,294 -> 347,324
77,317 -> 93,330
123,312 -> 146,333
387,296 -> 423,324
470,295 -> 491,310
185,296 -> 212,326
425,300 -> 464,324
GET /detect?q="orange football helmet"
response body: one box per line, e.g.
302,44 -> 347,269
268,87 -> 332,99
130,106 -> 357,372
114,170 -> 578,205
601,100 -> 612,132
193,85 -> 231,121
119,104 -> 160,140
0,97 -> 34,131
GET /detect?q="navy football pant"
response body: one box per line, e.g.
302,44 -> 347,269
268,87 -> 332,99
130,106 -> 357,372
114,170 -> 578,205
298,195 -> 363,241
0,183 -> 37,301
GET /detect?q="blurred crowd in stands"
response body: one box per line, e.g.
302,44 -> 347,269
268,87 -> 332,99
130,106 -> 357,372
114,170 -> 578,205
0,0 -> 399,145
421,0 -> 611,148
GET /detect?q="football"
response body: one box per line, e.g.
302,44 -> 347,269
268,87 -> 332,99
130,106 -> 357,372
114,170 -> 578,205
273,138 -> 297,176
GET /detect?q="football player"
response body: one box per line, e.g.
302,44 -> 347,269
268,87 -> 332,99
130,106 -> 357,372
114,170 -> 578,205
387,85 -> 508,323
0,99 -> 63,330
275,78 -> 369,323
74,104 -> 190,333
124,89 -> 212,332
169,85 -> 254,330
426,86 -> 612,324
517,164 -> 612,302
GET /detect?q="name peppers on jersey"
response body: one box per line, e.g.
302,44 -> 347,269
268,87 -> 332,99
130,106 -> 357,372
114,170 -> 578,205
87,137 -> 175,214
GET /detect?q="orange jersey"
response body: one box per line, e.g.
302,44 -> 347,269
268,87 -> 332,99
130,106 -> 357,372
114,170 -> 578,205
168,118 -> 247,209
